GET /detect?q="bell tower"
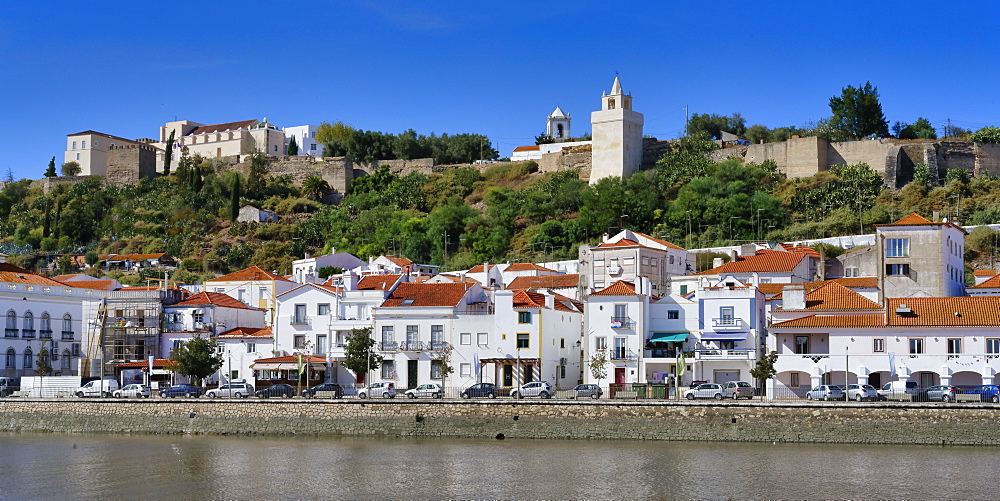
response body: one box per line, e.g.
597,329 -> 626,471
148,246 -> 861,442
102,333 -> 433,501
546,106 -> 571,140
590,76 -> 644,184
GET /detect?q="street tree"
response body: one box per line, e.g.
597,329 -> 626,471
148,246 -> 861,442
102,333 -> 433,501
34,348 -> 53,377
436,345 -> 455,396
342,327 -> 380,384
749,350 -> 779,392
828,81 -> 889,139
589,349 -> 609,389
169,334 -> 224,387
44,157 -> 57,177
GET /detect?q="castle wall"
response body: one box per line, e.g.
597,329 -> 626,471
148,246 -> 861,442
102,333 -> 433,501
745,136 -> 827,178
539,144 -> 592,175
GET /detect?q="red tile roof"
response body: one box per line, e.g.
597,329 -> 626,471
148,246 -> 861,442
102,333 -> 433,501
386,256 -> 412,267
779,244 -> 821,258
513,145 -> 540,152
381,282 -> 471,307
217,327 -> 273,339
696,249 -> 806,275
771,314 -> 886,328
797,282 -> 882,310
187,120 -> 257,135
974,270 -> 997,277
511,290 -> 547,308
358,274 -> 401,291
252,355 -> 326,364
596,238 -> 642,248
65,280 -> 117,291
207,265 -> 292,283
874,212 -> 967,234
116,358 -> 177,369
504,262 -> 556,272
173,292 -> 261,310
762,278 -> 878,297
0,264 -> 67,287
467,264 -> 498,273
589,280 -> 637,296
887,297 -> 1000,327
508,274 -> 580,290
970,274 -> 1000,288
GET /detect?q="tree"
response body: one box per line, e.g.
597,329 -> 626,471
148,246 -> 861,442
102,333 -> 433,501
302,175 -> 330,201
892,117 -> 937,140
317,266 -> 343,279
342,327 -> 379,383
828,81 -> 889,139
34,348 -> 53,377
84,250 -> 99,267
534,132 -> 555,145
229,176 -> 242,223
686,112 -> 747,140
246,153 -> 268,198
163,129 -> 175,176
969,126 -> 1000,144
61,161 -> 81,177
749,350 -> 778,392
169,334 -> 224,386
287,136 -> 299,156
589,349 -> 609,389
44,157 -> 57,177
436,345 -> 455,396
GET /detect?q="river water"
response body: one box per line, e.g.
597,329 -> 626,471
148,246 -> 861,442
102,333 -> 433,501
0,433 -> 995,499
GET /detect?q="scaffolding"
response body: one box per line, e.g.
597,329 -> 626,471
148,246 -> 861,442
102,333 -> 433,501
82,290 -> 163,377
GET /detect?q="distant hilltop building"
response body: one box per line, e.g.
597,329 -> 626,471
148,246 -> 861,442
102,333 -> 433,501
157,118 -> 285,167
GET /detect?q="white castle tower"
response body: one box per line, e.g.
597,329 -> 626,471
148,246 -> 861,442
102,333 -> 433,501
546,106 -> 571,140
590,76 -> 644,185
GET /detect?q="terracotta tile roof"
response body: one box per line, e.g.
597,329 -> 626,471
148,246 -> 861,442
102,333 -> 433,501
118,285 -> 187,291
504,262 -> 557,272
631,230 -> 686,250
589,280 -> 637,296
888,297 -> 1000,327
116,358 -> 177,369
508,274 -> 580,290
52,274 -> 85,282
597,238 -> 642,248
65,280 -> 117,291
797,281 -> 882,310
173,292 -> 261,310
763,278 -> 878,297
771,314 -> 886,328
386,256 -> 412,267
696,249 -> 805,275
827,277 -> 879,288
779,244 -> 821,258
757,283 -> 799,295
513,145 -> 540,152
974,270 -> 997,277
467,264 -> 498,273
207,265 -> 292,283
0,264 -> 67,287
252,355 -> 326,364
187,120 -> 257,135
970,275 -> 1000,288
217,326 -> 273,339
358,274 -> 401,291
381,282 -> 470,307
511,290 -> 547,308
875,212 -> 967,234
552,292 -> 584,313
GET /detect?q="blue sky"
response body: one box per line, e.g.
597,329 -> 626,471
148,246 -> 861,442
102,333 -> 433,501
2,1 -> 998,180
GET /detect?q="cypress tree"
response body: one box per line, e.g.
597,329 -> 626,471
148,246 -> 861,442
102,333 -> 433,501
44,157 -> 57,177
164,130 -> 175,176
287,136 -> 299,156
230,176 -> 242,222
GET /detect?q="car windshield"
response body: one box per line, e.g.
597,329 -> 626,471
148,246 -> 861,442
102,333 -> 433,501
736,382 -> 750,387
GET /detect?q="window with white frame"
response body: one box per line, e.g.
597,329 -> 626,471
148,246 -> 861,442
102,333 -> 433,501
23,348 -> 32,369
382,360 -> 395,378
947,338 -> 961,354
885,238 -> 909,257
987,338 -> 1000,354
246,343 -> 255,353
460,333 -> 471,345
908,338 -> 924,354
430,360 -> 442,379
431,325 -> 444,349
595,337 -> 607,351
719,306 -> 735,325
873,338 -> 885,353
477,332 -> 488,345
381,326 -> 394,349
5,348 -> 14,368
317,304 -> 330,316
460,363 -> 471,377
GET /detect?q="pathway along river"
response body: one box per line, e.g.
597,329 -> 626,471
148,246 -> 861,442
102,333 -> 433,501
1,433 -> 995,499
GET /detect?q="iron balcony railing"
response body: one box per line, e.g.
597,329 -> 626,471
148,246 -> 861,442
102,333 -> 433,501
379,341 -> 398,352
712,318 -> 746,329
21,329 -> 35,339
61,331 -> 74,341
400,341 -> 425,352
39,329 -> 53,339
695,349 -> 757,360
290,316 -> 311,326
610,348 -> 637,361
5,328 -> 17,338
611,316 -> 634,329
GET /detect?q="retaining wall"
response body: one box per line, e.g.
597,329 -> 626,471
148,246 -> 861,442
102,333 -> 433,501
2,400 -> 999,445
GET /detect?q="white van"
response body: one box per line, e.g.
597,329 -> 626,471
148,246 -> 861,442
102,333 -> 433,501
877,381 -> 919,401
76,378 -> 120,398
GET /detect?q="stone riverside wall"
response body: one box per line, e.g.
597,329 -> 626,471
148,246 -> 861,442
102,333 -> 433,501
3,400 -> 1000,445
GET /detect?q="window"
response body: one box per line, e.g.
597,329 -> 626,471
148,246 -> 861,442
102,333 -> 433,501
518,311 -> 531,324
885,238 -> 909,257
595,337 -> 607,351
517,333 -> 530,349
679,285 -> 688,295
23,348 -> 32,369
845,267 -> 859,277
431,325 -> 444,349
477,332 -> 488,345
93,140 -> 98,147
310,144 -> 316,151
382,360 -> 395,378
246,343 -> 255,353
614,304 -> 627,320
293,304 -> 307,324
795,336 -> 809,354
667,310 -> 679,320
294,335 -> 306,349
460,333 -> 471,345
790,373 -> 799,387
650,258 -> 658,268
357,304 -> 367,320
987,338 -> 1000,354
430,360 -> 442,379
406,325 -> 418,345
886,264 -> 910,276
720,307 -> 735,325
62,314 -> 72,339
613,338 -> 627,359
193,311 -> 204,323
641,257 -> 649,266
381,326 -> 394,349
594,257 -> 605,268
61,350 -> 71,370
81,140 -> 86,149
317,304 -> 330,316
560,338 -> 565,349
948,338 -> 962,354
623,256 -> 635,267
873,338 -> 885,353
560,365 -> 566,379
22,311 -> 33,338
460,363 -> 471,377
76,153 -> 79,160
908,338 -> 924,354
669,255 -> 675,265
5,348 -> 14,368
72,141 -> 77,149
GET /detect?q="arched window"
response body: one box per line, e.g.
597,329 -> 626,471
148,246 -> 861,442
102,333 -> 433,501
6,310 -> 16,330
5,348 -> 14,368
40,312 -> 51,338
62,314 -> 73,340
608,98 -> 616,110
556,124 -> 564,138
61,350 -> 71,370
22,311 -> 33,338
23,348 -> 32,369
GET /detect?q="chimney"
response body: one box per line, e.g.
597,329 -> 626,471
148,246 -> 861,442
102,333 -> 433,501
544,291 -> 555,310
783,284 -> 806,310
344,270 -> 359,291
304,252 -> 310,259
713,257 -> 724,269
932,208 -> 940,222
739,244 -> 756,257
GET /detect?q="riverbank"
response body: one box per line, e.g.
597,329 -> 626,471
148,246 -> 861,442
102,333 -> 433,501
3,399 -> 998,445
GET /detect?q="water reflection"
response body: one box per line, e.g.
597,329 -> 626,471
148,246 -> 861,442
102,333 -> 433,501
0,433 -> 996,499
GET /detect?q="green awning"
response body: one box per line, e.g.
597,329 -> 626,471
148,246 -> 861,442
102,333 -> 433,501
648,332 -> 688,343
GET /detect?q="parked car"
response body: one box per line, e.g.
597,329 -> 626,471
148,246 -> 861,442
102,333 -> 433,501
255,384 -> 296,398
963,384 -> 1000,403
805,385 -> 844,401
405,383 -> 443,399
920,385 -> 959,402
358,382 -> 395,399
206,382 -> 254,399
844,384 -> 878,402
461,382 -> 497,399
723,381 -> 754,400
683,383 -> 724,400
0,377 -> 20,397
573,384 -> 603,399
159,384 -> 202,398
877,381 -> 920,401
113,384 -> 151,398
688,380 -> 708,389
510,381 -> 553,399
302,383 -> 344,399
77,378 -> 121,398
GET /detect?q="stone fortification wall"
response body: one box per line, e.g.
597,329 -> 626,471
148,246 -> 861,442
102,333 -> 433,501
353,158 -> 438,176
35,176 -> 99,194
539,144 -> 592,177
105,144 -> 157,186
232,156 -> 353,197
4,400 -> 1000,445
975,143 -> 1000,176
745,136 -> 828,179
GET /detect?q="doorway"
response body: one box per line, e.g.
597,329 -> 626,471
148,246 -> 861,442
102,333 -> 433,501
615,368 -> 626,384
503,365 -> 513,387
408,360 -> 418,388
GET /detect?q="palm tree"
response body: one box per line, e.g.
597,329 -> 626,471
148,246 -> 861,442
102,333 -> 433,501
302,175 -> 330,201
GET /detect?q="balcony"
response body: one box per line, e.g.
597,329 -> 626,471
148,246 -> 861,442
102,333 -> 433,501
400,341 -> 425,352
4,328 -> 16,338
62,331 -> 75,341
379,341 -> 398,352
694,349 -> 757,361
21,329 -> 35,339
430,341 -> 451,352
39,329 -> 53,339
610,317 -> 634,329
610,348 -> 637,361
712,318 -> 746,330
644,348 -> 686,360
290,316 -> 311,326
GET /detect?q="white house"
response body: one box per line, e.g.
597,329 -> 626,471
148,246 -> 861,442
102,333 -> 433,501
215,326 -> 274,386
282,125 -> 322,157
584,280 -> 650,386
204,266 -> 298,326
291,251 -> 366,285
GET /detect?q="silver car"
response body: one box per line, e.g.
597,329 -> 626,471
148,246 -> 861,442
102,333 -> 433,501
723,381 -> 754,400
206,382 -> 254,399
806,385 -> 844,401
844,384 -> 877,402
573,384 -> 603,399
510,381 -> 553,399
683,383 -> 724,400
358,382 -> 396,399
113,384 -> 151,398
405,383 -> 443,399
